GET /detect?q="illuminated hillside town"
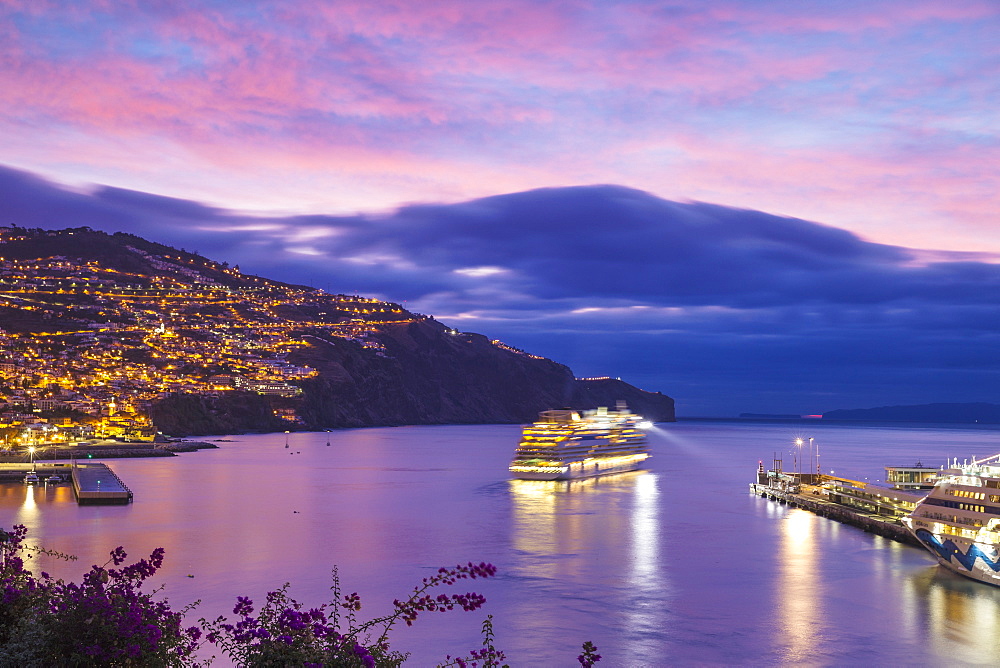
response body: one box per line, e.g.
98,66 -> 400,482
0,226 -> 435,453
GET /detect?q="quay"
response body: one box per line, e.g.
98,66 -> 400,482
750,460 -> 928,548
72,463 -> 133,505
0,462 -> 133,505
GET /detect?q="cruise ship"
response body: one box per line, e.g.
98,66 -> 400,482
508,403 -> 651,480
901,453 -> 1000,585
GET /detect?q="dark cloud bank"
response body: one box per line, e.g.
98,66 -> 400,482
3,164 -> 998,416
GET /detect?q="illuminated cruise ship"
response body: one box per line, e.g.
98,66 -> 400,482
508,402 -> 651,480
901,453 -> 1000,586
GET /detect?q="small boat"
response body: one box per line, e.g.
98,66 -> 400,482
45,474 -> 63,483
24,472 -> 40,484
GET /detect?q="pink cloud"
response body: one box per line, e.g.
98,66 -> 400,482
629,131 -> 1000,252
708,0 -> 1000,35
1,0 -> 998,252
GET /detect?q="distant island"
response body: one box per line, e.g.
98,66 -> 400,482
738,413 -> 807,420
823,402 -> 1000,423
0,226 -> 674,438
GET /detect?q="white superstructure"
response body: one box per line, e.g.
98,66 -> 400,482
508,403 -> 651,480
901,453 -> 1000,585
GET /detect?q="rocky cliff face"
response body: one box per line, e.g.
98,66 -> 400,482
148,318 -> 674,435
149,392 -> 288,436
286,319 -> 674,429
569,377 -> 674,421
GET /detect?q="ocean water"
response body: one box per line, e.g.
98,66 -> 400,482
4,420 -> 1000,666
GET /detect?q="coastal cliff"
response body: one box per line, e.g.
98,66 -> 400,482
146,320 -> 674,435
0,226 -> 675,437
285,320 -> 674,430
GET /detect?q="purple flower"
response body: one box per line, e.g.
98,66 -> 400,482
233,596 -> 254,616
110,546 -> 128,566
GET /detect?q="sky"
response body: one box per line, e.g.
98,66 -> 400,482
2,0 -> 1000,416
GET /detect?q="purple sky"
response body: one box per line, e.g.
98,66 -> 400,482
3,1 -> 999,415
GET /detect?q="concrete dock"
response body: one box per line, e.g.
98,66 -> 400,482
71,463 -> 133,505
1,461 -> 133,504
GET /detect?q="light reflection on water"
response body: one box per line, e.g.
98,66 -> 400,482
777,509 -> 820,665
4,422 -> 1000,664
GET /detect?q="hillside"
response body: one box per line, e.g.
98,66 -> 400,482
0,226 -> 674,435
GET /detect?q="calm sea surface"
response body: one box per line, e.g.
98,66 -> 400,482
5,420 -> 1000,666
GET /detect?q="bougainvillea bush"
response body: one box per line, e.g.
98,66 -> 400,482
0,524 -> 201,665
1,525 -> 599,666
202,562 -> 498,667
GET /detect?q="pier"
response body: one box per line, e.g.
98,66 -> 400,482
750,460 -> 925,547
750,480 -> 920,546
72,463 -> 133,505
0,462 -> 133,505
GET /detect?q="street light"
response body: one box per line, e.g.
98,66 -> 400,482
811,437 -> 818,476
27,446 -> 36,472
794,438 -> 804,476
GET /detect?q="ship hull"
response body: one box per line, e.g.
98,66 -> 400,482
905,524 -> 1000,586
509,457 -> 647,481
899,453 -> 1000,588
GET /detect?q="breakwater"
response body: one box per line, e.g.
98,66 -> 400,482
0,441 -> 218,465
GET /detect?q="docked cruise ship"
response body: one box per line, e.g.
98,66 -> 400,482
901,453 -> 1000,585
508,403 -> 651,480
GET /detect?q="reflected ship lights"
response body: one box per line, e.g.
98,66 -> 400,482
508,470 -> 667,659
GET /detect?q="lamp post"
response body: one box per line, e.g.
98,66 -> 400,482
28,446 -> 36,472
811,437 -> 818,476
794,438 -> 803,478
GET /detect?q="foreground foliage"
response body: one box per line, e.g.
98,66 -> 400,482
0,525 -> 200,665
1,525 -> 600,666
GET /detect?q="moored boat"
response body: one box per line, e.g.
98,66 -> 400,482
509,402 -> 651,480
901,453 -> 1000,586
24,472 -> 40,484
